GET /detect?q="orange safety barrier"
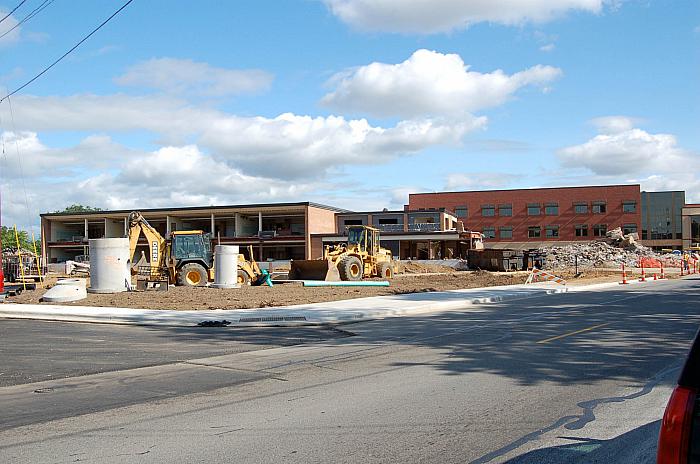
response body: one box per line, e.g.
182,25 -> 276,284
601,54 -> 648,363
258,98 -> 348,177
620,263 -> 629,285
526,268 -> 567,285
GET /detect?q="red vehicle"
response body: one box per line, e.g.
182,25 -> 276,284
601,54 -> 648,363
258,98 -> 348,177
658,329 -> 700,463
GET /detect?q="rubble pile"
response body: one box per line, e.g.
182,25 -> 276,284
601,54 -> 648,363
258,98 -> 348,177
538,228 -> 662,270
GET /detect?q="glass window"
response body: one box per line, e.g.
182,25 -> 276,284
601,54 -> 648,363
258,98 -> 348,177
623,223 -> 638,235
545,203 -> 559,215
482,226 -> 496,239
499,227 -> 513,239
528,226 -> 541,238
545,225 -> 559,238
454,206 -> 468,218
527,203 -> 541,216
593,224 -> 607,237
344,219 -> 363,226
498,204 -> 512,216
623,201 -> 637,213
574,202 -> 588,214
592,202 -> 607,214
575,224 -> 588,237
481,205 -> 495,217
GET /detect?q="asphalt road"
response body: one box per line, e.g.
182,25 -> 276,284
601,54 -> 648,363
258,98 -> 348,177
0,277 -> 698,463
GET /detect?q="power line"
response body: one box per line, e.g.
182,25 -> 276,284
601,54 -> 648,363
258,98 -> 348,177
0,0 -> 28,26
0,0 -> 54,40
0,0 -> 135,103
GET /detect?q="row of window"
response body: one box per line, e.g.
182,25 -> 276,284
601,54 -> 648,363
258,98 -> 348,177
481,223 -> 638,240
454,201 -> 637,218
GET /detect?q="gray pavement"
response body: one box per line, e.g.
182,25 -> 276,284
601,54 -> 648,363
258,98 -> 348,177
0,277 -> 698,463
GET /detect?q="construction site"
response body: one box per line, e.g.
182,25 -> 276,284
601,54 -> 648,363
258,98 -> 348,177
1,204 -> 692,310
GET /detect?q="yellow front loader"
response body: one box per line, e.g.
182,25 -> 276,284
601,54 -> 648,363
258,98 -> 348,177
289,225 -> 395,281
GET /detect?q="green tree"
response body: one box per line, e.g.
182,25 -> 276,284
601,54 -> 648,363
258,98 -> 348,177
57,204 -> 102,213
1,226 -> 40,252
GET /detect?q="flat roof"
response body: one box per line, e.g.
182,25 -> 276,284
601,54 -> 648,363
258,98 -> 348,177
409,184 -> 641,197
337,208 -> 454,215
41,201 -> 350,218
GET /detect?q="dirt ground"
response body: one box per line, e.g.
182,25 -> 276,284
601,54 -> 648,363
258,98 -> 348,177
6,268 -> 643,311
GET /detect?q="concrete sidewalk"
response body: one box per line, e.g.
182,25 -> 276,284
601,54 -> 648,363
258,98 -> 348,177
0,283 -> 571,327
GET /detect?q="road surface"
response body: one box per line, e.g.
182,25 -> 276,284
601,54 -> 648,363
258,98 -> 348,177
0,277 -> 698,463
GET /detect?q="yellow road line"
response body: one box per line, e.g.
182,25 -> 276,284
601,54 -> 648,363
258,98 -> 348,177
536,323 -> 611,344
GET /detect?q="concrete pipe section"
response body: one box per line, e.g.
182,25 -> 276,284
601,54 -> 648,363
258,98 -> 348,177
88,238 -> 131,294
212,245 -> 240,289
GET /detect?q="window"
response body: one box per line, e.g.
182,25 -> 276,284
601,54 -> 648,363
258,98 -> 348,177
623,201 -> 637,213
545,225 -> 559,238
481,204 -> 495,217
575,224 -> 588,237
482,226 -> 496,239
527,203 -> 541,216
499,227 -> 513,239
344,219 -> 363,226
498,204 -> 512,216
545,203 -> 559,216
592,201 -> 607,214
574,202 -> 588,214
378,218 -> 398,225
528,226 -> 541,238
593,224 -> 607,237
623,223 -> 638,235
454,206 -> 468,218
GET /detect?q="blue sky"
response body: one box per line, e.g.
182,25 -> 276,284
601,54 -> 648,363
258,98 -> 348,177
0,0 -> 698,231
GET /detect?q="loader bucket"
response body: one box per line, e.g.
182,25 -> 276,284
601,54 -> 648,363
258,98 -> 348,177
289,259 -> 341,281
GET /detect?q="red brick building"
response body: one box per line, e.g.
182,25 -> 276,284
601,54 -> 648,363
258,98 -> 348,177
409,185 -> 641,248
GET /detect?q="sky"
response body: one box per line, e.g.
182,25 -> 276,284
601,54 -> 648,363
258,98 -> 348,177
0,0 -> 698,233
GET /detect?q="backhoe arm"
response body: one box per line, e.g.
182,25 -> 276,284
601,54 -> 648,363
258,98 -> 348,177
127,211 -> 167,273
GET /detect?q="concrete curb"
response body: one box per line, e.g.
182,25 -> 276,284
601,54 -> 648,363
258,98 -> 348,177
0,283 -> 568,327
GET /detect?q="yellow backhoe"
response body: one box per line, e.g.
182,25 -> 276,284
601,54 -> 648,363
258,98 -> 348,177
289,225 -> 395,281
128,211 -> 213,287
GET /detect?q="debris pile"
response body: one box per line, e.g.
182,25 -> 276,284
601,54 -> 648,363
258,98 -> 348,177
537,228 -> 663,270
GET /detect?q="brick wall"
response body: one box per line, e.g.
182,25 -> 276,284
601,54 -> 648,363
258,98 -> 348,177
306,206 -> 338,259
409,185 -> 642,243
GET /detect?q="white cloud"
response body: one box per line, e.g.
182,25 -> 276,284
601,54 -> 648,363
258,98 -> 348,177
321,49 -> 561,118
323,0 -> 608,34
539,43 -> 555,52
201,112 -> 486,178
589,115 -> 641,134
558,121 -> 696,176
0,10 -> 20,46
445,172 -> 520,191
114,58 -> 274,97
5,93 -> 486,180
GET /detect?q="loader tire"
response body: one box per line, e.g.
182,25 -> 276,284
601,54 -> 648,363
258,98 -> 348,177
378,262 -> 394,279
177,263 -> 208,287
339,256 -> 363,281
237,270 -> 251,286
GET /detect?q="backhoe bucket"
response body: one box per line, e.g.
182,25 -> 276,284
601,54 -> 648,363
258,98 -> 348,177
289,259 -> 341,281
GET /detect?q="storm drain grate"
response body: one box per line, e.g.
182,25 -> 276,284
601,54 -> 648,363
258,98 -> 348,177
238,316 -> 308,323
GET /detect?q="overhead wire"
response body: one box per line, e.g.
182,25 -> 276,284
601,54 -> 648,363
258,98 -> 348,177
0,0 -> 28,26
0,0 -> 54,40
0,0 -> 135,103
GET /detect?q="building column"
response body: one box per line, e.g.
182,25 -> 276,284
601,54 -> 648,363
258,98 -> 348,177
84,218 -> 88,241
234,213 -> 241,238
258,211 -> 263,232
211,213 -> 215,235
166,216 -> 172,236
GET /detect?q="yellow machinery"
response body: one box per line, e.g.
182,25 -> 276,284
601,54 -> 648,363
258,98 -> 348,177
237,245 -> 265,285
289,225 -> 395,281
128,211 -> 213,287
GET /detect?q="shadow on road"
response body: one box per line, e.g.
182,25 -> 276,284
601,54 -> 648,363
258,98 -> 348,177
503,420 -> 660,463
343,284 -> 700,386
